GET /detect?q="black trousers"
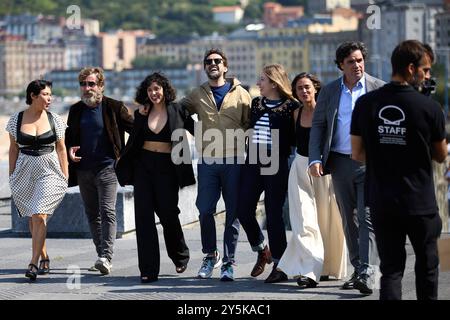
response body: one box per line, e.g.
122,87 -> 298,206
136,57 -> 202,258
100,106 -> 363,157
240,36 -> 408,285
237,157 -> 289,260
371,208 -> 442,300
133,149 -> 190,277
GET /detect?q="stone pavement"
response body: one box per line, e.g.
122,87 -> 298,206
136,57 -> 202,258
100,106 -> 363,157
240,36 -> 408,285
0,199 -> 449,302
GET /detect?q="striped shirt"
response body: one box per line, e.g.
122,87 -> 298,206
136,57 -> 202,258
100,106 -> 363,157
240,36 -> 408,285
252,98 -> 284,145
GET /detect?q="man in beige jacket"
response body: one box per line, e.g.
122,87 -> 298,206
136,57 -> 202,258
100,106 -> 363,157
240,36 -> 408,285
180,48 -> 251,281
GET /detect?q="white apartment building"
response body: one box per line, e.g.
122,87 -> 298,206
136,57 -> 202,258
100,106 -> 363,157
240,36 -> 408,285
28,41 -> 66,80
0,35 -> 29,95
4,14 -> 64,43
308,0 -> 351,14
213,6 -> 245,24
361,1 -> 444,81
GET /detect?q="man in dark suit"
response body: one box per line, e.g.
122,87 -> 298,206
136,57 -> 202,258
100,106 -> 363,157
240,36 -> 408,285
65,67 -> 133,275
309,41 -> 384,295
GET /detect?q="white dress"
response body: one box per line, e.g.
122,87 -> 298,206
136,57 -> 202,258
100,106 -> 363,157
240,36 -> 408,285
278,153 -> 347,282
6,111 -> 68,217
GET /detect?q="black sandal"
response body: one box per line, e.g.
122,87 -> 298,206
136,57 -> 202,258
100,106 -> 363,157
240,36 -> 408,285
25,264 -> 38,281
296,275 -> 318,288
38,258 -> 50,275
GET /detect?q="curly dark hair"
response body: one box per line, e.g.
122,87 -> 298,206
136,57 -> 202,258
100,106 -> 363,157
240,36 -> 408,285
135,72 -> 176,107
334,41 -> 368,71
26,79 -> 52,105
291,72 -> 322,101
203,48 -> 228,68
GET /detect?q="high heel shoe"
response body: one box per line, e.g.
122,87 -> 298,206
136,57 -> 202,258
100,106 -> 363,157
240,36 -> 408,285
38,258 -> 50,275
25,264 -> 38,281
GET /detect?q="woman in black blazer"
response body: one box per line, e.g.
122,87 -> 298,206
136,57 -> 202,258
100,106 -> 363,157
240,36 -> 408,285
115,72 -> 195,283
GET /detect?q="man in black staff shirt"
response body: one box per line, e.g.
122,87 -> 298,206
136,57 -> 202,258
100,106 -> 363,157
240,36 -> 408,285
350,40 -> 447,300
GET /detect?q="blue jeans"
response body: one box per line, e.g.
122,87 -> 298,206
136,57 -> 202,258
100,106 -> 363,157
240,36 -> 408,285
196,159 -> 241,264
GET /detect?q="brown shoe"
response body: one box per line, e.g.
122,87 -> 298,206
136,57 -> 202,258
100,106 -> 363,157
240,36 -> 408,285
251,245 -> 272,277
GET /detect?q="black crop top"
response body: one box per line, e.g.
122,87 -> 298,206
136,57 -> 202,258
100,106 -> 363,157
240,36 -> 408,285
16,111 -> 56,147
295,107 -> 311,157
143,120 -> 171,143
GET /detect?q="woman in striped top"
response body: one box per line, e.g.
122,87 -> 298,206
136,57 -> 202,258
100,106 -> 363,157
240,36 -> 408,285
237,64 -> 298,283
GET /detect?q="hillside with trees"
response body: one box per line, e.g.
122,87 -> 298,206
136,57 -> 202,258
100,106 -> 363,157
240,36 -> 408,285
0,0 -> 307,37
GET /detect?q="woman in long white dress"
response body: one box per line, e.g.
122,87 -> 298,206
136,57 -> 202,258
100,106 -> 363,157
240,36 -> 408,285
277,73 -> 347,287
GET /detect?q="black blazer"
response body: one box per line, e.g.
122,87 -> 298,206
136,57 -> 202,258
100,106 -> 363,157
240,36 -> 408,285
65,96 -> 134,187
115,102 -> 196,189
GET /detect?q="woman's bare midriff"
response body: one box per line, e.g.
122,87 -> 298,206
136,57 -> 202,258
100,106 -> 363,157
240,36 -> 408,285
142,141 -> 171,153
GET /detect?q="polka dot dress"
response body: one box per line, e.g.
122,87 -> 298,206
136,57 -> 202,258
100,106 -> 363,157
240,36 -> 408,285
6,111 -> 68,217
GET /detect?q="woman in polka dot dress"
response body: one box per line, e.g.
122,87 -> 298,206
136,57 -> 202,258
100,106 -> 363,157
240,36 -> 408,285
6,80 -> 68,281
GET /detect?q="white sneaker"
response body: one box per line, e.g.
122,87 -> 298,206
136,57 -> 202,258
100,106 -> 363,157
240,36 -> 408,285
88,258 -> 100,272
197,251 -> 221,279
220,262 -> 234,281
95,257 -> 112,275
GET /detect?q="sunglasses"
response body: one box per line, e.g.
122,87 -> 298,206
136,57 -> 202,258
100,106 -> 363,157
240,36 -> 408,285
79,81 -> 97,87
204,58 -> 223,65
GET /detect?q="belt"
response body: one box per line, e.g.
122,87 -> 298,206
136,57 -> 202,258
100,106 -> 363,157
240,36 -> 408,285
330,151 -> 352,159
20,146 -> 54,156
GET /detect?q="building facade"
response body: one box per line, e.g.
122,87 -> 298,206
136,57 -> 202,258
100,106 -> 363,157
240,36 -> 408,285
361,1 -> 444,81
213,6 -> 244,24
308,30 -> 359,85
264,2 -> 305,28
28,41 -> 66,80
308,0 -> 351,15
4,14 -> 64,43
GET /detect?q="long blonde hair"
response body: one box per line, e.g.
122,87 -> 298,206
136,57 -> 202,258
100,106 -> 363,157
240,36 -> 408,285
262,64 -> 296,101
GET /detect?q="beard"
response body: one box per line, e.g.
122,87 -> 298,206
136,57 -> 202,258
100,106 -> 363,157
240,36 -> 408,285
81,90 -> 103,107
410,72 -> 423,91
206,68 -> 222,80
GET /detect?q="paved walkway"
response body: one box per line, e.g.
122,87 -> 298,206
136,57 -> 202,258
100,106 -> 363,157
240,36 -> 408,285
0,199 -> 449,302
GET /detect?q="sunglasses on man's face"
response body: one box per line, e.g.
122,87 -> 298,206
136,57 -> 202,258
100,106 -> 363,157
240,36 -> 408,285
204,58 -> 223,66
79,81 -> 97,87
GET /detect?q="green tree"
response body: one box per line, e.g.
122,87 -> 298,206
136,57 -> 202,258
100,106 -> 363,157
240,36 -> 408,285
0,0 -> 256,35
243,0 -> 265,22
432,62 -> 448,110
211,0 -> 241,5
0,0 -> 57,15
278,0 -> 307,6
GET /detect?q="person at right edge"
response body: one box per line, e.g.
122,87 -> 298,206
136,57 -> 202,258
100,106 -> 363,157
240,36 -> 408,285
309,41 -> 384,295
351,40 -> 446,300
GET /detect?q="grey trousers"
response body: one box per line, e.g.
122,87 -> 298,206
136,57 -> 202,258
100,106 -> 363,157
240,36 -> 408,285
327,152 -> 378,276
77,165 -> 118,261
